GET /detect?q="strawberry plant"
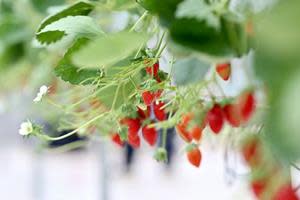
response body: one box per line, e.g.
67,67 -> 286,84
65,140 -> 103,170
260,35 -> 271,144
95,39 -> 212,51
9,0 -> 300,198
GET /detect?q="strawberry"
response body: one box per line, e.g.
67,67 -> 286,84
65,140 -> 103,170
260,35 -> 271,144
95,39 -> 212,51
111,133 -> 124,147
191,126 -> 203,142
238,91 -> 256,122
153,101 -> 167,121
251,179 -> 267,198
223,104 -> 241,127
154,89 -> 163,99
206,104 -> 224,134
182,113 -> 194,128
142,125 -> 158,146
216,62 -> 231,81
242,137 -> 260,166
176,113 -> 194,142
186,146 -> 202,168
137,106 -> 151,120
146,62 -> 159,77
120,118 -> 141,136
128,133 -> 140,148
273,183 -> 299,200
142,91 -> 156,106
176,124 -> 192,142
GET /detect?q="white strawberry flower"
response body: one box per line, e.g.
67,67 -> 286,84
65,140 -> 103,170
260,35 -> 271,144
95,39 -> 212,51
19,121 -> 33,136
33,85 -> 48,102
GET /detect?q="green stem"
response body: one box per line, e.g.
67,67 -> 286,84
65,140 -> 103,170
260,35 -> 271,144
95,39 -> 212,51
39,112 -> 108,141
129,11 -> 148,32
111,83 -> 121,110
155,31 -> 167,53
129,76 -> 139,90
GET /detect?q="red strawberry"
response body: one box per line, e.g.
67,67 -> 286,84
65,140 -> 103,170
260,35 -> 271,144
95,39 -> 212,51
154,89 -> 163,98
142,125 -> 158,146
242,137 -> 260,166
274,183 -> 299,200
128,133 -> 140,148
142,91 -> 155,106
251,179 -> 267,198
111,133 -> 124,147
238,91 -> 256,122
191,126 -> 203,142
223,104 -> 241,127
153,101 -> 167,121
207,104 -> 224,134
120,118 -> 141,136
186,147 -> 202,167
137,106 -> 151,120
182,113 -> 194,128
146,62 -> 159,77
216,62 -> 231,81
176,124 -> 192,142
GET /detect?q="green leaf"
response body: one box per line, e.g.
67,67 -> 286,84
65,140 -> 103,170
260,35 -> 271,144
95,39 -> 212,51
0,16 -> 30,48
31,0 -> 65,13
137,0 -> 183,27
176,0 -> 220,29
254,0 -> 300,161
170,18 -> 234,56
172,57 -> 210,86
36,16 -> 103,44
71,32 -> 148,68
55,38 -> 100,85
37,1 -> 94,32
36,31 -> 67,45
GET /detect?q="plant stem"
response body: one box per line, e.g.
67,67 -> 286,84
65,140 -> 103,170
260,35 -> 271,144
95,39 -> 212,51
39,112 -> 108,141
129,11 -> 148,32
111,83 -> 121,110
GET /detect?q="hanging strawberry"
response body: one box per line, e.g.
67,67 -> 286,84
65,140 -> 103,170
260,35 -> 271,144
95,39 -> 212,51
242,137 -> 261,167
216,62 -> 231,81
142,124 -> 158,146
176,124 -> 192,142
206,104 -> 224,134
142,89 -> 162,106
273,183 -> 299,200
191,126 -> 203,142
186,144 -> 202,168
120,118 -> 141,136
137,106 -> 151,120
223,103 -> 241,127
238,91 -> 256,122
111,133 -> 124,147
145,62 -> 159,77
176,113 -> 194,142
251,178 -> 267,198
128,133 -> 140,149
153,101 -> 167,121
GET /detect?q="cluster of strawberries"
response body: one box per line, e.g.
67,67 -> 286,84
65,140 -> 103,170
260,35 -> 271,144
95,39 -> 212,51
111,62 -> 167,148
208,90 -> 256,133
176,113 -> 204,168
242,136 -> 299,200
176,62 -> 256,168
176,90 -> 256,168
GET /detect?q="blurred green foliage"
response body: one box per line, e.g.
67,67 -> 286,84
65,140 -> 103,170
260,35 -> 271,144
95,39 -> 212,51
255,0 -> 300,160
